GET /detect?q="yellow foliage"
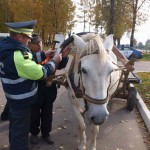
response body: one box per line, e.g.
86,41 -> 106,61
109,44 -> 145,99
8,0 -> 75,42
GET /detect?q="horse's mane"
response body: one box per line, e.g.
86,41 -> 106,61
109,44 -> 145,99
80,33 -> 108,65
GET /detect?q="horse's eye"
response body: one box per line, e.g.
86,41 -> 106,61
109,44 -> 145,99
110,70 -> 114,74
81,68 -> 87,74
106,70 -> 113,76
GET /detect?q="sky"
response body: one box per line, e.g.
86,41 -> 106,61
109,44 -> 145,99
72,0 -> 150,45
121,17 -> 150,45
72,15 -> 150,45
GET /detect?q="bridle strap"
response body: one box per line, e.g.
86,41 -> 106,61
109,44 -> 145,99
79,68 -> 110,105
83,94 -> 108,105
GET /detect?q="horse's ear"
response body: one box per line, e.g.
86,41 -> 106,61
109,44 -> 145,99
72,34 -> 86,50
103,34 -> 114,52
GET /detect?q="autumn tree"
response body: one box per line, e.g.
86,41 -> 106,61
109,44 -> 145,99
76,0 -> 95,32
97,0 -> 132,45
0,0 -> 13,32
8,0 -> 75,43
91,0 -> 149,46
106,0 -> 149,46
112,0 -> 133,45
128,0 -> 149,47
92,0 -> 105,35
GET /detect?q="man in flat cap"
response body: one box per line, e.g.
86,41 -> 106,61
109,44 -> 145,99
28,33 -> 70,145
0,20 -> 62,150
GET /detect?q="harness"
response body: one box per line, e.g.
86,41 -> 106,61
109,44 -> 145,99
53,34 -> 123,114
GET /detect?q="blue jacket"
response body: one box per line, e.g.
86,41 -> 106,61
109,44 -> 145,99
0,37 -> 56,108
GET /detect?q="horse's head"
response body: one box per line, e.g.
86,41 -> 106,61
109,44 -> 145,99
68,33 -> 120,125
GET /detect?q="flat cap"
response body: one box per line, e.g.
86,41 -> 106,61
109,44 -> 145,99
5,20 -> 37,38
30,33 -> 42,44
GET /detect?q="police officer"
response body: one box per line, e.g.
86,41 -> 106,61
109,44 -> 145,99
29,33 -> 70,145
0,20 -> 62,150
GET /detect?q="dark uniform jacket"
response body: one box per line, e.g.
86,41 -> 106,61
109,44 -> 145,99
0,37 -> 56,108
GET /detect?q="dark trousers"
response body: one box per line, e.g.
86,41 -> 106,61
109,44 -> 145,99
30,102 -> 53,137
30,82 -> 57,138
9,104 -> 31,150
1,102 -> 9,119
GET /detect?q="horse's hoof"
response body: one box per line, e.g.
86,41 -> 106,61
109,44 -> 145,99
77,146 -> 86,150
89,147 -> 96,150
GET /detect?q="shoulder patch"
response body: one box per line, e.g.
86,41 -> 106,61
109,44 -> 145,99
21,51 -> 29,59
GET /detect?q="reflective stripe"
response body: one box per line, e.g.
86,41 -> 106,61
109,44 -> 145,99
1,78 -> 26,84
10,28 -> 33,36
5,86 -> 38,100
42,67 -> 48,79
41,61 -> 55,79
10,28 -> 33,32
36,52 -> 42,63
47,61 -> 55,70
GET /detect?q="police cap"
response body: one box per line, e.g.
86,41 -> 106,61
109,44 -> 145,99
5,20 -> 37,38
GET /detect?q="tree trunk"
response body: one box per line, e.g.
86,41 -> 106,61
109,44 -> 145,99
109,0 -> 115,34
42,28 -> 45,45
83,10 -> 86,32
130,0 -> 138,47
117,38 -> 120,46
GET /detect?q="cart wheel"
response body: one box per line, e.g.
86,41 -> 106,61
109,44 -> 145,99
127,87 -> 137,111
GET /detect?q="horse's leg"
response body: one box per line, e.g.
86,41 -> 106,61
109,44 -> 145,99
72,105 -> 86,150
68,90 -> 86,150
89,125 -> 99,150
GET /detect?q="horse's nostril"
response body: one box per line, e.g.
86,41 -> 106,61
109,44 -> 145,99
91,116 -> 95,122
90,115 -> 107,125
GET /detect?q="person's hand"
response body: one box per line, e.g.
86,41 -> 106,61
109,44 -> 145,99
61,46 -> 71,58
45,49 -> 56,58
52,53 -> 62,64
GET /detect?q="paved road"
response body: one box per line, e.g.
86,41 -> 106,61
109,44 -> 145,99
133,61 -> 150,72
0,60 -> 150,150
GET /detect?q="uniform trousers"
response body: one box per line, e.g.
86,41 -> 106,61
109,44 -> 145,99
0,102 -> 9,120
8,97 -> 36,150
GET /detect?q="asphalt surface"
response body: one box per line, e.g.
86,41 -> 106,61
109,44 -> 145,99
0,60 -> 150,150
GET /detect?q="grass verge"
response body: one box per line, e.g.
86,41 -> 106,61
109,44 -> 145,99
134,72 -> 150,111
141,53 -> 150,61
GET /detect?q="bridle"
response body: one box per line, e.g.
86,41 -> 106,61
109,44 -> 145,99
60,33 -> 121,105
78,59 -> 111,105
67,50 -> 113,105
65,54 -> 124,107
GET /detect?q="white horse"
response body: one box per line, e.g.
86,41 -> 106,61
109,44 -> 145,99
62,33 -> 120,150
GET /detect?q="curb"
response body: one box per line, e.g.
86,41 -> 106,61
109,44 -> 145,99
130,83 -> 150,133
136,92 -> 150,133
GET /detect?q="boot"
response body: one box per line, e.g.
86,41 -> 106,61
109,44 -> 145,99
30,135 -> 38,144
42,136 -> 54,145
